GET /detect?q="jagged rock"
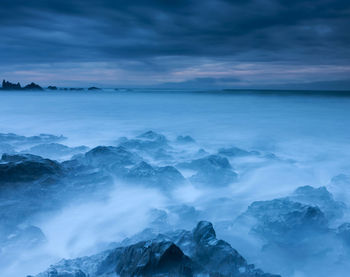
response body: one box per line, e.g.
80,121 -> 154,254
178,155 -> 237,186
23,82 -> 43,91
0,153 -> 63,184
47,86 -> 58,90
33,222 -> 280,277
124,161 -> 185,188
88,87 -> 101,91
116,241 -> 195,276
176,135 -> 196,144
1,80 -> 21,90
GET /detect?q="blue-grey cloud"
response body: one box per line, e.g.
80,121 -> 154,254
0,0 -> 349,87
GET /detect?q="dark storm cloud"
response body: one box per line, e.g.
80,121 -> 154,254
0,0 -> 349,87
1,0 -> 350,62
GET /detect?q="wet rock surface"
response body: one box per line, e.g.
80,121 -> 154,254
34,222 -> 280,277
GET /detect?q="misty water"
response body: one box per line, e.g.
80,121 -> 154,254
1,89 -> 350,277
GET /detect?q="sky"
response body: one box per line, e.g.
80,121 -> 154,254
0,0 -> 350,89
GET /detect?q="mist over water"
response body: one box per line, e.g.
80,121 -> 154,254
1,89 -> 350,277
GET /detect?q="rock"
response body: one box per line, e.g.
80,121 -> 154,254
23,143 -> 88,159
88,87 -> 101,91
33,222 -> 280,277
0,142 -> 15,154
84,146 -> 141,169
236,197 -> 330,250
23,82 -> 43,91
0,133 -> 66,146
289,185 -> 345,220
115,241 -> 195,276
47,86 -> 58,90
125,161 -> 185,189
176,135 -> 196,144
1,80 -> 21,90
336,223 -> 350,247
0,153 -> 63,184
329,174 -> 350,203
137,130 -> 168,143
218,146 -> 257,157
117,131 -> 170,159
178,155 -> 238,186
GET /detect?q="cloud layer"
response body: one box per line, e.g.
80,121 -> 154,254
1,0 -> 350,88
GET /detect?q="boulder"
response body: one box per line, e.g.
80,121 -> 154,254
0,153 -> 63,184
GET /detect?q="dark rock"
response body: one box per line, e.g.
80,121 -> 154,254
34,222 -> 279,277
47,86 -> 58,90
115,241 -> 195,276
88,87 -> 101,90
23,82 -> 43,91
0,153 -> 63,184
1,80 -> 21,90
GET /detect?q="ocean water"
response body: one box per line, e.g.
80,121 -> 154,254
1,89 -> 350,277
